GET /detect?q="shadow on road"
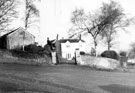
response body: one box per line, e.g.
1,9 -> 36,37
99,84 -> 135,93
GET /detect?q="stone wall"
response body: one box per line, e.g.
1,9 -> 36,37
77,55 -> 120,70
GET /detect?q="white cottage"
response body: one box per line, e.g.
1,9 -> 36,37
59,39 -> 85,60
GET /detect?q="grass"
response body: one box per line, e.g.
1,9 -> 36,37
99,84 -> 135,93
0,64 -> 135,93
0,72 -> 52,93
0,49 -> 51,65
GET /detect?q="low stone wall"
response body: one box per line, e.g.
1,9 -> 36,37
0,49 -> 51,65
77,55 -> 120,70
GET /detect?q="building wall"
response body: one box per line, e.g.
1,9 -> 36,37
7,30 -> 35,49
0,36 -> 7,49
23,32 -> 35,45
61,41 -> 85,60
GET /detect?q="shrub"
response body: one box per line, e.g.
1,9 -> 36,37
119,51 -> 127,57
101,50 -> 119,60
91,48 -> 96,56
11,50 -> 45,59
80,51 -> 85,55
129,42 -> 135,59
128,51 -> 135,59
44,45 -> 52,57
24,44 -> 44,53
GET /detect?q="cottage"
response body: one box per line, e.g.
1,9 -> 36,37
0,27 -> 35,49
56,38 -> 85,60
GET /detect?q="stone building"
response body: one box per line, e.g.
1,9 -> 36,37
0,27 -> 35,49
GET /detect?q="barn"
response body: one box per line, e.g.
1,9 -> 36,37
0,27 -> 35,50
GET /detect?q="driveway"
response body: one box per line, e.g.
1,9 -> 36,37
0,63 -> 135,93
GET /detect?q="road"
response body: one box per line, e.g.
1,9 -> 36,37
0,63 -> 135,93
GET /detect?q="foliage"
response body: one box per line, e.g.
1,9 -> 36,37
69,1 -> 135,55
11,49 -> 45,58
44,45 -> 52,57
69,8 -> 106,55
130,43 -> 135,53
90,47 -> 96,56
101,50 -> 119,60
100,1 -> 134,50
25,0 -> 40,28
24,44 -> 44,53
0,0 -> 18,31
119,51 -> 127,57
80,51 -> 85,55
128,43 -> 135,59
22,0 -> 40,51
69,2 -> 112,55
128,52 -> 135,60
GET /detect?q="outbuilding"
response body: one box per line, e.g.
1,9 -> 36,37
0,27 -> 35,49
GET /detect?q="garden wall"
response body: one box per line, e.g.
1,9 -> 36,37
77,55 -> 120,70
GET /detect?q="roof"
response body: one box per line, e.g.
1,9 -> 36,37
59,39 -> 85,43
0,27 -> 35,38
1,27 -> 20,38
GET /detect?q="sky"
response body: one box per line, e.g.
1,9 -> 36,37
40,0 -> 135,52
6,0 -> 40,44
1,0 -> 40,39
5,0 -> 135,53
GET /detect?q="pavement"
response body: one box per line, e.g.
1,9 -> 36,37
0,63 -> 135,93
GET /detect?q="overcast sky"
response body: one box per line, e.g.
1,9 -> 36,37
40,0 -> 135,51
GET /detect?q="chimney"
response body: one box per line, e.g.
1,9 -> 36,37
56,34 -> 59,40
47,37 -> 50,44
79,34 -> 81,40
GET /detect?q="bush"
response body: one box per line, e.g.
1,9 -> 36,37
128,42 -> 135,59
128,51 -> 135,59
80,51 -> 85,55
119,51 -> 127,57
24,44 -> 44,53
91,48 -> 96,56
11,50 -> 45,59
43,45 -> 52,57
101,50 -> 119,60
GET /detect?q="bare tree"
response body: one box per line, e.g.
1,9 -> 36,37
25,0 -> 39,29
69,8 -> 110,56
100,1 -> 134,50
0,0 -> 18,31
22,0 -> 40,51
100,25 -> 116,50
69,1 -> 135,55
128,43 -> 135,60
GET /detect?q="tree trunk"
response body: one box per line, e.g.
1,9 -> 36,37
107,25 -> 113,51
22,31 -> 25,51
107,41 -> 110,51
94,39 -> 97,56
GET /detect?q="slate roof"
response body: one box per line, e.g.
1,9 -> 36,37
0,28 -> 19,38
59,39 -> 85,43
0,27 -> 35,38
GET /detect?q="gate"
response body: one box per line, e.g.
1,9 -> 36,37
58,52 -> 76,64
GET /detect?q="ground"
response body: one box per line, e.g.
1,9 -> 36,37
0,63 -> 135,93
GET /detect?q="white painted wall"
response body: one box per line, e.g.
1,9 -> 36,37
61,41 -> 85,60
